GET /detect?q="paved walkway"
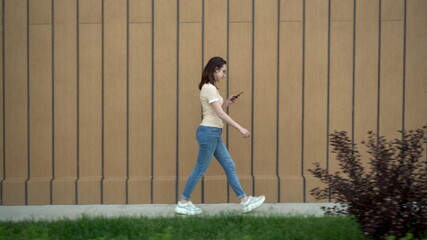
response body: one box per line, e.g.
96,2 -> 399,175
0,203 -> 342,222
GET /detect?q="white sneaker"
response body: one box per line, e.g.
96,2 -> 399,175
175,201 -> 203,215
241,195 -> 265,213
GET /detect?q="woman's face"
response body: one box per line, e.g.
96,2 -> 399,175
214,65 -> 227,83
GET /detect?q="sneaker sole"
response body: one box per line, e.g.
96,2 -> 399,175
175,208 -> 203,215
242,195 -> 265,213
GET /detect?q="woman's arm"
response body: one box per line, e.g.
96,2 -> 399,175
211,101 -> 250,138
222,94 -> 240,110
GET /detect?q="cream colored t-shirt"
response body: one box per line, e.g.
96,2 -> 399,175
200,83 -> 224,128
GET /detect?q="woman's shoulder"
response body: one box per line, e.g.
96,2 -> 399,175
201,83 -> 216,89
201,83 -> 217,92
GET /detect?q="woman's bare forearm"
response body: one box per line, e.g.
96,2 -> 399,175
212,101 -> 242,131
217,111 -> 243,131
222,102 -> 229,109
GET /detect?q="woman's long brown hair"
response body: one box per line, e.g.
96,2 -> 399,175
199,56 -> 227,90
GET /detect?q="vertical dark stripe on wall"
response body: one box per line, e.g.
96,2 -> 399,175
201,0 -> 204,77
226,0 -> 230,147
326,0 -> 331,202
76,0 -> 80,205
126,0 -> 130,204
301,0 -> 306,203
51,0 -> 55,205
250,0 -> 255,196
402,0 -> 406,133
26,0 -> 30,205
226,0 -> 230,203
176,0 -> 180,203
101,0 -> 105,204
326,0 -> 331,173
377,0 -> 382,137
1,0 -> 5,206
201,0 -> 205,86
225,0 -> 229,132
201,0 -> 205,203
351,0 -> 356,146
276,0 -> 280,202
150,0 -> 154,204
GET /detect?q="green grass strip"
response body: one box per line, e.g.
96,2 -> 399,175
0,215 -> 370,240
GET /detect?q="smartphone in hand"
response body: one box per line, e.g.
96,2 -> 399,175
231,92 -> 244,101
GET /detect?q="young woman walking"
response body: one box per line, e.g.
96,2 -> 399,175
175,56 -> 265,215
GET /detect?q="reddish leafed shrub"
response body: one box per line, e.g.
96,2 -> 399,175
309,127 -> 427,240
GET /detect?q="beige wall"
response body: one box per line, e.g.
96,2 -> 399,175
1,0 -> 426,205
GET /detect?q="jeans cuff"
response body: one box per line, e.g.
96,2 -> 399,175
181,195 -> 190,201
237,193 -> 247,199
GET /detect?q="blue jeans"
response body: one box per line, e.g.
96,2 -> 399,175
181,125 -> 247,200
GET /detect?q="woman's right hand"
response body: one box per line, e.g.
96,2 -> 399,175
239,128 -> 251,138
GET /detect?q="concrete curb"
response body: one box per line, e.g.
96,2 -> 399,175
0,203 -> 342,222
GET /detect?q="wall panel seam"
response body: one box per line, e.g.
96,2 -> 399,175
377,0 -> 382,136
129,21 -> 152,24
76,0 -> 80,205
201,0 -> 204,203
402,0 -> 406,132
250,0 -> 254,197
1,0 -> 5,206
351,0 -> 356,146
176,0 -> 180,204
26,0 -> 30,206
229,22 -> 251,24
126,0 -> 130,205
29,23 -> 52,25
226,0 -> 230,203
101,0 -> 105,204
50,0 -> 55,205
276,0 -> 280,203
330,20 -> 353,22
301,0 -> 306,203
178,21 -> 202,23
327,0 -> 333,165
229,21 -> 252,23
150,0 -> 154,204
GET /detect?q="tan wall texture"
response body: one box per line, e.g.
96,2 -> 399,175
1,0 -> 426,205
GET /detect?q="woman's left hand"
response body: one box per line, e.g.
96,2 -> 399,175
227,94 -> 239,105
